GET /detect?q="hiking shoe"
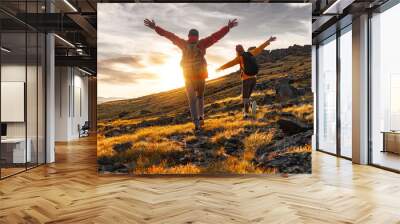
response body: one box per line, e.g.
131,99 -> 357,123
199,117 -> 205,126
194,127 -> 203,135
251,101 -> 257,117
194,125 -> 203,135
243,110 -> 250,119
194,119 -> 202,131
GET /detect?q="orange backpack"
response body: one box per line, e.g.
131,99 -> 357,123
180,42 -> 207,79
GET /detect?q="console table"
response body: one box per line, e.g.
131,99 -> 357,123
1,138 -> 32,164
382,131 -> 400,154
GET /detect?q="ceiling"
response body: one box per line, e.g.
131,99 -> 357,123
0,0 -> 392,74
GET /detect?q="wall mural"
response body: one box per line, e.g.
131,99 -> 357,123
97,3 -> 313,175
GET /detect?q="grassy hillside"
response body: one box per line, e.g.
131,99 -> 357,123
97,45 -> 313,175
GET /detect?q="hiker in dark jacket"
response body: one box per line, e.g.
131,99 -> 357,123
144,18 -> 238,130
217,36 -> 276,118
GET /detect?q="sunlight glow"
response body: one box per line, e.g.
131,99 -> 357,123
150,55 -> 185,90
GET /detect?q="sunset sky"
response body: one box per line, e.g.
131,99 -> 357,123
98,3 -> 311,99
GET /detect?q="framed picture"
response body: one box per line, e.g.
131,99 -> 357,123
97,3 -> 312,175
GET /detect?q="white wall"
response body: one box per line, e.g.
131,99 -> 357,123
1,63 -> 46,164
1,65 -> 26,139
55,66 -> 70,141
72,73 -> 89,138
0,65 -> 39,138
55,67 -> 89,141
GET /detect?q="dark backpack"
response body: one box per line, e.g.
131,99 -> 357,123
241,52 -> 259,76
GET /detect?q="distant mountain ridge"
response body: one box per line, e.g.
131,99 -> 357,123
98,97 -> 127,104
252,44 -> 311,64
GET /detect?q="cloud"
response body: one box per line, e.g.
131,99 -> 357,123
98,67 -> 158,85
99,56 -> 145,68
205,53 -> 230,64
98,56 -> 159,85
148,53 -> 168,65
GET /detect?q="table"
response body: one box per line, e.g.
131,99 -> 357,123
1,138 -> 31,163
381,131 -> 400,154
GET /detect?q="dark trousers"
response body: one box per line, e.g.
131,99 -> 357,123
242,77 -> 256,112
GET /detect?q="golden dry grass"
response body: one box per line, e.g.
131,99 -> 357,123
98,111 -> 277,174
135,163 -> 201,174
203,114 -> 268,132
98,103 -> 312,174
284,144 -> 312,154
205,156 -> 269,174
282,104 -> 313,122
243,131 -> 275,161
211,128 -> 244,144
98,106 -> 311,174
97,123 -> 193,157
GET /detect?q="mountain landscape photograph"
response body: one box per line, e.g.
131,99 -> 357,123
97,3 -> 312,175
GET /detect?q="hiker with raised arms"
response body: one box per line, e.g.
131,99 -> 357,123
144,18 -> 238,131
216,36 -> 277,118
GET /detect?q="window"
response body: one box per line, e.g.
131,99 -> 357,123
317,35 -> 337,154
0,2 -> 46,179
370,3 -> 400,171
339,26 -> 352,158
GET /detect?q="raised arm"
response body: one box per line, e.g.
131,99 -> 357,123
216,56 -> 241,71
144,19 -> 186,49
249,36 -> 277,56
199,19 -> 238,49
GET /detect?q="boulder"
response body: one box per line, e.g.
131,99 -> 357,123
97,155 -> 115,165
98,165 -> 114,173
255,81 -> 272,90
98,162 -> 129,173
139,109 -> 152,115
255,130 -> 312,160
275,78 -> 297,100
278,117 -> 312,136
264,111 -> 278,119
261,95 -> 274,105
123,161 -> 136,172
223,136 -> 244,157
118,111 -> 129,118
294,88 -> 306,96
186,137 -> 216,150
170,135 -> 185,142
104,128 -> 123,138
260,152 -> 311,174
112,141 -> 133,153
103,125 -> 113,131
210,103 -> 220,108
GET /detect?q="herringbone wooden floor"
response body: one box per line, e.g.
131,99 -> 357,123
1,137 -> 400,224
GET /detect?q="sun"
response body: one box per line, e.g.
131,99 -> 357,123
151,55 -> 185,91
145,54 -> 234,94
